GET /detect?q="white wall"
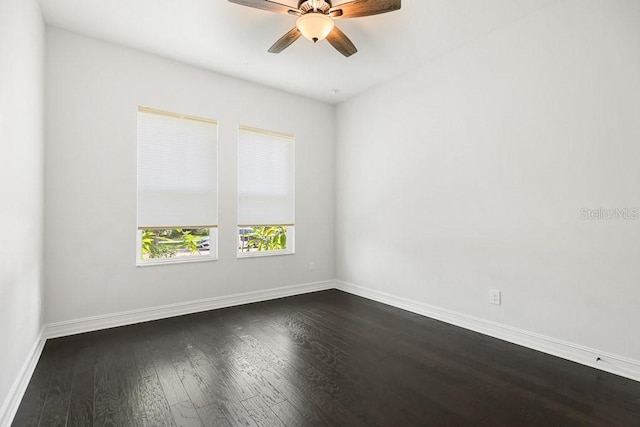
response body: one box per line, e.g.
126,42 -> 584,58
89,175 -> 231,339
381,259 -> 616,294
336,0 -> 640,360
44,28 -> 335,324
0,0 -> 44,415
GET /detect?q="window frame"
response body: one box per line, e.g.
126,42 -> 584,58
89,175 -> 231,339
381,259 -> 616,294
236,125 -> 296,258
136,107 -> 219,266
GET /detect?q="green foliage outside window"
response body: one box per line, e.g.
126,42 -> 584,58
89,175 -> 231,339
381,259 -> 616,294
243,226 -> 287,252
141,228 -> 209,259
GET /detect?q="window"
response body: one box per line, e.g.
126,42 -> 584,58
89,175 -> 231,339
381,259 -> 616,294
137,107 -> 218,265
237,125 -> 295,257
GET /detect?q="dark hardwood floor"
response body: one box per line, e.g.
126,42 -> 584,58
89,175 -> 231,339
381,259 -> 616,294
12,290 -> 640,426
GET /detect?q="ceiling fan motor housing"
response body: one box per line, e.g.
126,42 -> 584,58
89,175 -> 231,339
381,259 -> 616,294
299,0 -> 331,14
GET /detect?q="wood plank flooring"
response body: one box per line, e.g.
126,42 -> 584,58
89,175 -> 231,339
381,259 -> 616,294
12,290 -> 640,426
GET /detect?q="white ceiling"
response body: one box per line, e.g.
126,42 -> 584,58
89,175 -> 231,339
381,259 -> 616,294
38,0 -> 559,104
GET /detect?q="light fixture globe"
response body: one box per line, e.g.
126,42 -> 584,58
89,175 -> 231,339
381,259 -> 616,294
296,13 -> 335,43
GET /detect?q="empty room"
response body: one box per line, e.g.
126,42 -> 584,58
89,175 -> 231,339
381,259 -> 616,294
1,0 -> 639,425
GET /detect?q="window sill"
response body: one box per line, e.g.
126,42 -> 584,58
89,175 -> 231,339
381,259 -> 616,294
237,250 -> 295,259
136,255 -> 217,267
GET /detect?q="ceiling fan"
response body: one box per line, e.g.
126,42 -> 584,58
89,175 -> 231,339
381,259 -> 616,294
228,0 -> 401,57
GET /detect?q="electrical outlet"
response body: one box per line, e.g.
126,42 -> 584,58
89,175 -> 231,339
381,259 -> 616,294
489,289 -> 501,305
309,261 -> 315,271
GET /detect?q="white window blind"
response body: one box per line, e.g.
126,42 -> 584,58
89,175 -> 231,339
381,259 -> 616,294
137,107 -> 218,229
238,126 -> 295,226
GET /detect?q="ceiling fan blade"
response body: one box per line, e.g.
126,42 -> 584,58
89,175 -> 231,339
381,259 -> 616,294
268,27 -> 302,53
329,0 -> 401,19
326,26 -> 357,57
228,0 -> 300,15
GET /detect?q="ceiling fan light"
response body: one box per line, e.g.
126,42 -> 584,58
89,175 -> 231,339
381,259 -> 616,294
296,13 -> 334,43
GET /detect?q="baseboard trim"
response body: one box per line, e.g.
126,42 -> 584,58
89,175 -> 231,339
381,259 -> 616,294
0,328 -> 46,427
44,280 -> 335,339
335,280 -> 640,383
